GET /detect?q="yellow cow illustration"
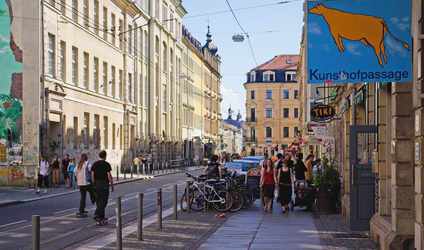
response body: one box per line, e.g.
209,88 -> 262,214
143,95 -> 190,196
309,4 -> 409,67
0,9 -> 7,16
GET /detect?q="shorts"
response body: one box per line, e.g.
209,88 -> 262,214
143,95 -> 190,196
52,169 -> 60,184
63,171 -> 69,179
262,184 -> 275,198
37,174 -> 49,188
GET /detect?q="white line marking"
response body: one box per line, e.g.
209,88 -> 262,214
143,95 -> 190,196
0,220 -> 27,229
53,207 -> 78,215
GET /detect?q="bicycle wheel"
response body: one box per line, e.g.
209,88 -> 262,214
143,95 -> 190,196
212,190 -> 233,212
237,186 -> 255,209
190,189 -> 205,211
229,189 -> 244,212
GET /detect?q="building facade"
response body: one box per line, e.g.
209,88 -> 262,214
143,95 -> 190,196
244,55 -> 300,157
0,0 -> 223,186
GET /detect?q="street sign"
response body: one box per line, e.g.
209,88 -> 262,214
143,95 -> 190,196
307,0 -> 411,84
310,105 -> 335,121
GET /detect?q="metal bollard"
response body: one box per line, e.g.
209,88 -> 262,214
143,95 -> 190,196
186,181 -> 190,214
31,215 -> 40,250
116,197 -> 122,250
124,166 -> 126,180
173,185 -> 177,220
116,166 -> 119,181
204,184 -> 207,212
137,193 -> 144,241
131,164 -> 133,179
162,163 -> 164,173
158,188 -> 162,229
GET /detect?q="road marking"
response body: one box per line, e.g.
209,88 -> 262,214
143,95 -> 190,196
0,220 -> 27,229
53,207 -> 78,215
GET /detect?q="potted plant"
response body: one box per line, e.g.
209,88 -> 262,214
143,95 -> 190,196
313,155 -> 341,214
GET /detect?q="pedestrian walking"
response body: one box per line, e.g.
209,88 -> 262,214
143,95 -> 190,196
75,153 -> 95,216
305,154 -> 315,182
36,156 -> 49,194
260,159 -> 278,212
277,160 -> 295,213
62,154 -> 70,189
68,157 -> 77,189
147,154 -> 152,174
204,155 -> 222,179
294,153 -> 307,181
274,153 -> 284,202
52,153 -> 61,188
312,158 -> 322,180
259,153 -> 269,171
133,155 -> 140,175
91,150 -> 114,223
141,155 -> 147,175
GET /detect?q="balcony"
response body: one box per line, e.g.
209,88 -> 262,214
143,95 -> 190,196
245,117 -> 257,123
246,137 -> 257,142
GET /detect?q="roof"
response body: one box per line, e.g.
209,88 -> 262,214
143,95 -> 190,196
251,55 -> 299,71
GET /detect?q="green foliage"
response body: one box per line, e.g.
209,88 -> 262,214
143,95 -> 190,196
313,154 -> 341,188
0,94 -> 22,143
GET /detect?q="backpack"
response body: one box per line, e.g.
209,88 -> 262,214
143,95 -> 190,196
206,163 -> 218,177
85,161 -> 92,183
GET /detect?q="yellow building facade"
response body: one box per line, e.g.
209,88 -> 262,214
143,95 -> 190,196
244,55 -> 300,156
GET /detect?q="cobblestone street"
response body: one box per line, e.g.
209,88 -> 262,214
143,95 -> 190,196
100,209 -> 232,250
312,214 -> 378,249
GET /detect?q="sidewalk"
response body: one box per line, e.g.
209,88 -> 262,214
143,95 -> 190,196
77,200 -> 378,250
0,166 -> 202,207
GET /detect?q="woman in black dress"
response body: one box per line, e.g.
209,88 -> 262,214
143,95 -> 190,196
277,160 -> 295,213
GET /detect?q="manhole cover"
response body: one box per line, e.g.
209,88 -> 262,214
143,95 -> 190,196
332,233 -> 368,238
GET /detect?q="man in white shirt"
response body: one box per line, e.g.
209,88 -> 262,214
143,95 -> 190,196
36,156 -> 49,194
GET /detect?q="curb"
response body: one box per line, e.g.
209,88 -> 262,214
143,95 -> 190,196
0,167 -> 203,208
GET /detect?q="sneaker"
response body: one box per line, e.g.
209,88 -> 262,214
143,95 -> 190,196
36,190 -> 40,194
44,189 -> 47,194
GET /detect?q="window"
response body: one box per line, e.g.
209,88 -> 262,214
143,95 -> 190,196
73,117 -> 78,147
266,127 -> 272,138
155,36 -> 159,54
250,108 -> 255,120
83,113 -> 89,147
266,90 -> 272,99
294,90 -> 298,99
60,0 -> 65,14
250,73 -> 255,82
94,1 -> 99,35
59,41 -> 65,80
71,0 -> 77,22
266,108 -> 272,118
72,47 -> 77,85
94,115 -> 99,148
264,74 -> 269,82
128,73 -> 133,102
270,74 -> 274,81
251,127 -> 256,138
139,74 -> 142,105
286,72 -> 296,82
162,43 -> 167,71
250,90 -> 255,100
112,123 -> 116,149
48,34 -> 55,76
119,70 -> 122,100
128,25 -> 132,54
283,108 -> 289,118
283,127 -> 289,138
283,90 -> 289,99
294,127 -> 299,137
102,62 -> 107,94
119,19 -> 123,50
138,28 -> 142,58
144,32 -> 148,57
144,76 -> 147,107
170,13 -> 174,33
83,53 -> 88,88
103,117 -> 108,148
111,14 -> 115,45
111,66 -> 115,97
103,7 -> 107,40
83,0 -> 88,27
155,0 -> 160,18
294,108 -> 299,118
162,89 -> 166,112
93,57 -> 98,92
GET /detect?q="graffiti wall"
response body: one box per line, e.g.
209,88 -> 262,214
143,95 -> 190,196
0,0 -> 24,184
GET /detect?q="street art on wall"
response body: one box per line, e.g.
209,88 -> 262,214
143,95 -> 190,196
307,0 -> 411,84
0,0 -> 23,164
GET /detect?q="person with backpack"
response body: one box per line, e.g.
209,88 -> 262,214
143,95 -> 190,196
204,154 -> 222,179
75,153 -> 95,216
91,150 -> 114,223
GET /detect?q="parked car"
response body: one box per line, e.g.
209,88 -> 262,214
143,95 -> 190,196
232,160 -> 261,174
243,156 -> 263,162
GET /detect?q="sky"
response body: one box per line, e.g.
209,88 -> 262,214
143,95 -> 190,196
181,0 -> 304,120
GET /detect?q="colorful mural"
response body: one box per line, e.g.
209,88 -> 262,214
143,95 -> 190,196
0,0 -> 23,163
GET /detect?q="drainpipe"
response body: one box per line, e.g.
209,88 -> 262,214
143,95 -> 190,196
351,83 -> 356,125
132,4 -> 142,152
41,0 -> 46,158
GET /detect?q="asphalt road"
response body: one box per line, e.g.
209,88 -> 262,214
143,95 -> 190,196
0,169 -> 204,250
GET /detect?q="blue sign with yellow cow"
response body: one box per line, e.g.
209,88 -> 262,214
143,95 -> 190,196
307,0 -> 411,84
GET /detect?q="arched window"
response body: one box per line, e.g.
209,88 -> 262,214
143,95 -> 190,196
162,42 -> 167,71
